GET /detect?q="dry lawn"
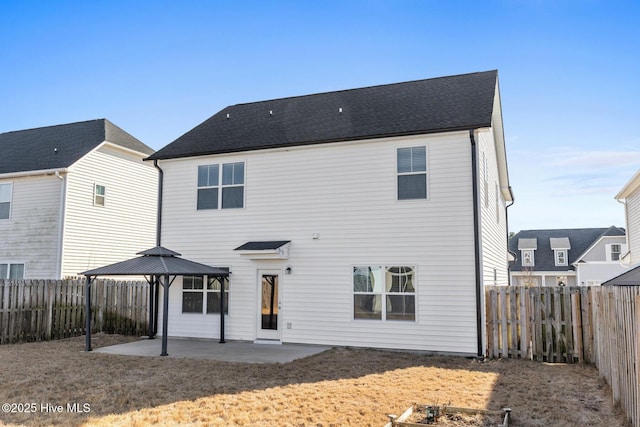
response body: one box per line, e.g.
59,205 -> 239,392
0,334 -> 629,427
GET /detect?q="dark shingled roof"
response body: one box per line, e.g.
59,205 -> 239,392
0,119 -> 154,175
149,70 -> 499,160
509,227 -> 626,272
602,265 -> 640,286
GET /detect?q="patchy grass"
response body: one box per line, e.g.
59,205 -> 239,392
0,335 -> 629,426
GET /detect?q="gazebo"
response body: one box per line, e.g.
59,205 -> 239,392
80,246 -> 230,356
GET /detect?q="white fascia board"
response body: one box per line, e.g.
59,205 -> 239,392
0,168 -> 68,179
616,169 -> 640,200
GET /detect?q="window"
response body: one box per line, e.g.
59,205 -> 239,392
522,250 -> 534,267
353,266 -> 416,321
94,184 -> 106,206
397,147 -> 426,200
0,263 -> 24,279
555,250 -> 567,266
610,244 -> 621,261
182,275 -> 229,314
0,183 -> 12,219
197,162 -> 244,210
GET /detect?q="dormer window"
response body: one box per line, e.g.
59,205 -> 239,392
555,249 -> 568,266
518,238 -> 537,268
550,237 -> 571,267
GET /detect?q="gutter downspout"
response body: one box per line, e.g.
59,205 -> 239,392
505,187 -> 515,284
153,160 -> 163,247
55,171 -> 67,279
469,129 -> 483,358
152,160 -> 164,338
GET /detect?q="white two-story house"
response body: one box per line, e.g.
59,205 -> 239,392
0,119 -> 158,279
148,70 -> 513,356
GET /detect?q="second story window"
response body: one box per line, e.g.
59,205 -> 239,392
94,184 -> 106,207
0,183 -> 12,219
198,162 -> 244,210
397,146 -> 427,200
522,250 -> 534,267
610,244 -> 622,261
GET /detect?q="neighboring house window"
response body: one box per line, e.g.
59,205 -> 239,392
197,163 -> 245,210
182,275 -> 229,314
94,184 -> 106,207
610,244 -> 621,261
0,183 -> 12,219
0,263 -> 24,279
353,266 -> 416,321
555,250 -> 568,266
521,250 -> 534,267
397,147 -> 426,200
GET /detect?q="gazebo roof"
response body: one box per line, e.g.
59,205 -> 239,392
80,246 -> 229,277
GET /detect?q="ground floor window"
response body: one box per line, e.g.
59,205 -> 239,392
0,263 -> 24,279
353,266 -> 416,321
182,275 -> 229,314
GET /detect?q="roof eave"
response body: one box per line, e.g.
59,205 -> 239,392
616,169 -> 640,200
148,125 -> 491,161
0,167 -> 68,179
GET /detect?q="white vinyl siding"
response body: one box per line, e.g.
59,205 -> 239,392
159,131 -> 480,354
627,189 -> 640,265
0,176 -> 63,278
62,144 -> 157,277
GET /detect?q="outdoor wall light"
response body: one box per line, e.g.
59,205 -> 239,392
285,267 -> 292,275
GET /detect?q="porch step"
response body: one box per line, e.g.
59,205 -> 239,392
253,339 -> 282,345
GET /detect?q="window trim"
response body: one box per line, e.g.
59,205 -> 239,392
181,274 -> 230,315
554,249 -> 568,266
0,262 -> 25,279
197,162 -> 245,210
0,182 -> 13,220
353,265 -> 417,322
396,146 -> 428,201
94,184 -> 106,207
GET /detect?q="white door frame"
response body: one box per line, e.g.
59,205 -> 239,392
256,269 -> 282,341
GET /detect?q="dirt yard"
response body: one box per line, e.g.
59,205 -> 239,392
0,334 -> 629,427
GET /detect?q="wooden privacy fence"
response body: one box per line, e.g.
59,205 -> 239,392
485,285 -> 593,363
0,279 -> 149,344
486,285 -> 639,427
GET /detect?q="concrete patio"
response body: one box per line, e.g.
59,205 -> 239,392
93,338 -> 331,364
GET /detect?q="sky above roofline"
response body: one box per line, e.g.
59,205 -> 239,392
1,1 -> 638,233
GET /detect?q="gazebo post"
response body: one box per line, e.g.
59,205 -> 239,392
161,274 -> 170,356
219,275 -> 225,344
148,275 -> 155,339
84,276 -> 92,352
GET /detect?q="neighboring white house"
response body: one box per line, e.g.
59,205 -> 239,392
616,170 -> 640,266
0,119 -> 158,279
509,227 -> 627,286
148,70 -> 513,356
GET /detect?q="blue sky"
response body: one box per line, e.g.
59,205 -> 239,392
2,0 -> 639,233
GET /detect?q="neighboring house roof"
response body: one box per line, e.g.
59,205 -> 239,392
149,70 -> 499,160
509,226 -> 625,272
601,264 -> 640,286
0,119 -> 154,175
